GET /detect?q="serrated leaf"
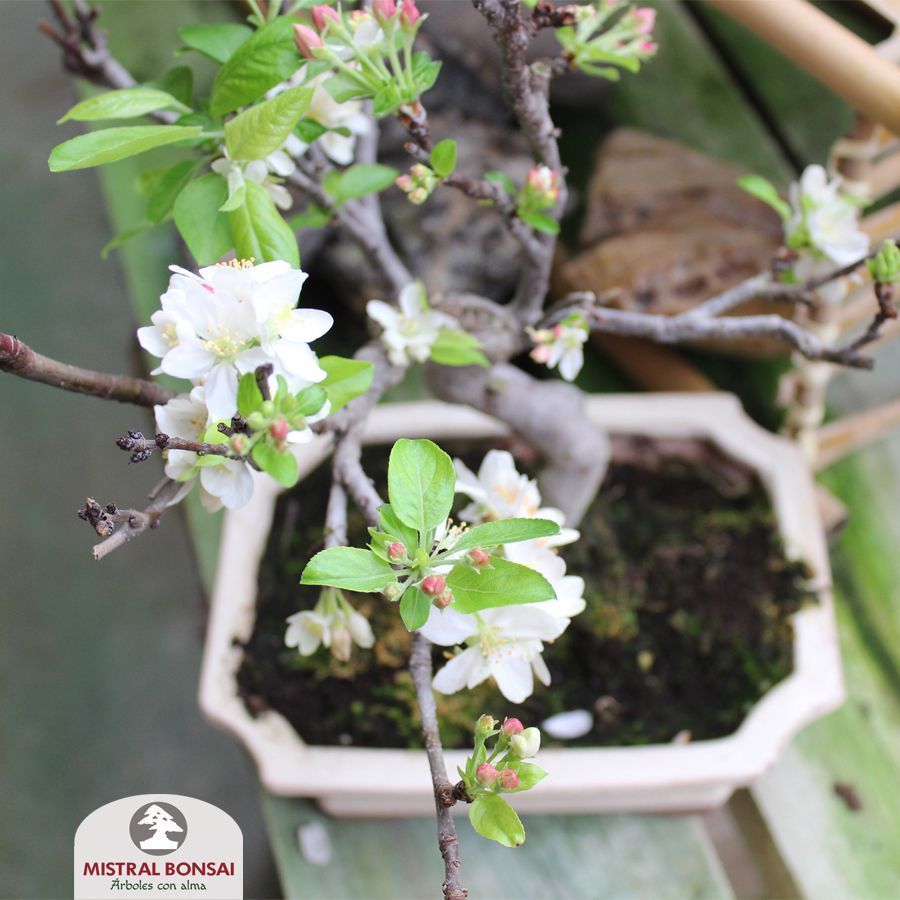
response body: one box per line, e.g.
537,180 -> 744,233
211,18 -> 299,117
400,587 -> 431,631
447,557 -> 555,614
178,22 -> 253,64
388,439 -> 455,534
48,125 -> 202,172
225,85 -> 313,161
319,356 -> 374,412
146,159 -> 199,224
446,518 -> 560,556
301,547 -> 397,592
237,371 -> 264,417
229,180 -> 300,267
737,174 -> 791,221
468,794 -> 525,848
519,209 -> 560,235
373,82 -> 403,118
252,441 -> 299,486
430,329 -> 489,367
173,174 -> 234,265
153,67 -> 194,107
429,139 -> 457,178
294,118 -> 328,144
379,504 -> 419,555
323,72 -> 371,104
411,52 -> 441,95
58,88 -> 191,123
295,384 -> 327,416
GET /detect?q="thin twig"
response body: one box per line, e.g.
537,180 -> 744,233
84,479 -> 184,561
0,333 -> 175,407
324,479 -> 348,548
411,633 -> 468,900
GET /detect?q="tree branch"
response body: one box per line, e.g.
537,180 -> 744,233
411,632 -> 468,900
0,333 -> 176,407
324,479 -> 348,549
81,478 -> 185,561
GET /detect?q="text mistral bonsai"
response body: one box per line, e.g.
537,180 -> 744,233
3,0 -> 894,896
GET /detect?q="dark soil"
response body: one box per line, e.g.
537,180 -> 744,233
236,438 -> 815,750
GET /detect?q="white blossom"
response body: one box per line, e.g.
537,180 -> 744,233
153,386 -> 255,511
788,165 -> 869,267
421,605 -> 564,703
527,314 -> 589,382
211,147 -> 295,211
285,589 -> 374,661
366,282 -> 456,368
138,260 -> 332,421
454,450 -> 541,522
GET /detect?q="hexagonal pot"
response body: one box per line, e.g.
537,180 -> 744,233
198,393 -> 844,816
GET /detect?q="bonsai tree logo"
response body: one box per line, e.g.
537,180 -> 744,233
129,802 -> 187,856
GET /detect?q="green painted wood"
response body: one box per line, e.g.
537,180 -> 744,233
262,793 -> 734,900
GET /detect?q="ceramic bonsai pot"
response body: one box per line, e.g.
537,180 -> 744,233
198,393 -> 844,816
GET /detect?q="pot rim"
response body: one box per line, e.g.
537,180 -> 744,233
198,392 -> 844,805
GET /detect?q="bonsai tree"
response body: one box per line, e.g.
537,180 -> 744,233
137,804 -> 184,851
4,1 -> 893,896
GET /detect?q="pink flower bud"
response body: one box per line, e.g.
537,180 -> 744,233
270,418 -> 289,442
476,714 -> 497,736
373,0 -> 397,22
476,763 -> 498,785
640,40 -> 657,54
530,344 -> 552,364
468,548 -> 491,568
230,434 -> 248,454
383,582 -> 403,601
552,325 -> 565,338
293,24 -> 324,59
395,174 -> 412,192
387,541 -> 406,562
400,0 -> 421,28
421,575 -> 446,596
433,589 -> 453,609
498,769 -> 519,790
633,7 -> 656,34
502,717 -> 524,736
408,187 -> 428,205
311,4 -> 340,30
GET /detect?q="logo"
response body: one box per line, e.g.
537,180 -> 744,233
75,794 -> 242,899
129,802 -> 188,855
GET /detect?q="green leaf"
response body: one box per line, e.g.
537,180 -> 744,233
378,504 -> 419,555
100,222 -> 155,258
323,72 -> 371,104
173,174 -> 234,265
519,209 -> 560,235
300,547 -> 397,592
485,170 -> 515,195
504,762 -> 547,793
411,52 -> 442,95
388,439 -> 455,534
447,518 -> 560,556
252,442 -> 299,486
48,125 -> 202,172
146,159 -> 199,224
58,88 -> 191,123
430,329 -> 490,367
324,164 -> 399,203
429,139 -> 457,178
229,180 -> 300,267
237,372 -> 264,417
178,22 -> 253,64
372,82 -> 403,118
319,356 -> 374,412
153,67 -> 194,107
294,384 -> 327,416
400,587 -> 431,631
288,205 -> 332,230
737,175 -> 791,221
294,118 -> 328,144
225,85 -> 313,161
447,557 -> 555,614
211,18 -> 299,117
468,794 -> 525,848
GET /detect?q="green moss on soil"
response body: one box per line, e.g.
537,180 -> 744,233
236,439 -> 814,750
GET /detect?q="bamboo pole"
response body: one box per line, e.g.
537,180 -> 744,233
708,0 -> 900,135
815,398 -> 900,470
